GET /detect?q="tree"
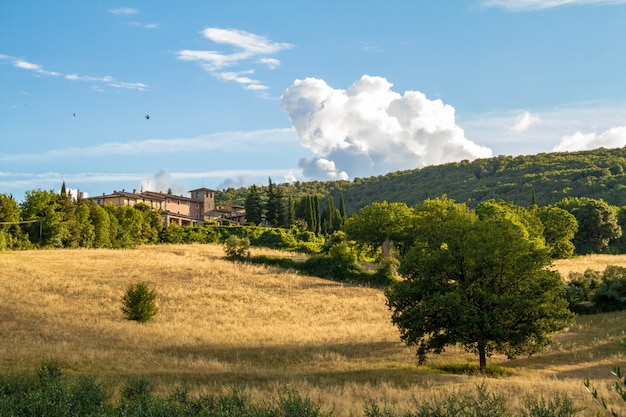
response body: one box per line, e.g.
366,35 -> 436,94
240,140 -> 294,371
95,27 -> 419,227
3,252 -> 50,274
386,197 -> 574,371
265,178 -> 285,227
343,201 -> 415,257
574,199 -> 622,254
244,185 -> 262,225
338,192 -> 348,223
20,189 -> 69,247
0,193 -> 24,249
538,206 -> 578,258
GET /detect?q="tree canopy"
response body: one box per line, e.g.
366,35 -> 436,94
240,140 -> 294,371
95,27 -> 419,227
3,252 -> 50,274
386,197 -> 575,371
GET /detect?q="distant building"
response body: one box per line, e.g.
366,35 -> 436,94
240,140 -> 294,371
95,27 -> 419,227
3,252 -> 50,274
90,187 -> 246,226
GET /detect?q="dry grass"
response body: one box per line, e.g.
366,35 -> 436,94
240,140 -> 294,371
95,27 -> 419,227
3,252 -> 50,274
553,253 -> 626,280
1,244 -> 625,416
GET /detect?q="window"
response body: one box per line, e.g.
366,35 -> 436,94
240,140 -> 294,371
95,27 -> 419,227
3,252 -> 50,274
196,203 -> 199,208
167,198 -> 171,204
177,200 -> 180,205
187,201 -> 190,206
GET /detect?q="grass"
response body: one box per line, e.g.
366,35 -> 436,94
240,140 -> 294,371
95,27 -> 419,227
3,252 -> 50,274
1,244 -> 626,416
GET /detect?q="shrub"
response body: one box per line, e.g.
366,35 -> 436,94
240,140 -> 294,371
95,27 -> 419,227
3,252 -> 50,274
224,235 -> 251,259
121,282 -> 158,323
520,393 -> 577,417
272,388 -> 330,417
120,375 -> 153,403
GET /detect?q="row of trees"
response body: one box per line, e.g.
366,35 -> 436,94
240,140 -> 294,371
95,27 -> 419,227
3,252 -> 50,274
342,196 -> 624,259
0,189 -> 162,250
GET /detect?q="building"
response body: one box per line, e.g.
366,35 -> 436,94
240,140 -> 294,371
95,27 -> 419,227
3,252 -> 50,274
90,187 -> 247,226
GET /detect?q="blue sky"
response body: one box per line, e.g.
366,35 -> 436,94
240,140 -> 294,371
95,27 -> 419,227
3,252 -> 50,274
2,0 -> 626,201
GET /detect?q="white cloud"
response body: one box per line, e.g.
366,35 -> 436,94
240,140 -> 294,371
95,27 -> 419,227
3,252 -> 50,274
553,126 -> 626,152
0,54 -> 148,91
258,58 -> 281,69
511,110 -> 541,132
482,0 -> 626,11
459,102 -> 626,156
177,28 -> 292,92
281,75 -> 492,181
215,70 -> 267,90
201,28 -> 292,55
108,7 -> 138,15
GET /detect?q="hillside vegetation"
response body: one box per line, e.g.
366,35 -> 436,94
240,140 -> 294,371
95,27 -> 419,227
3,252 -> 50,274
1,244 -> 626,416
216,147 -> 626,213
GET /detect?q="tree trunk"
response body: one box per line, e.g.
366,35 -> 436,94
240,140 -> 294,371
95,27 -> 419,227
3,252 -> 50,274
478,343 -> 487,372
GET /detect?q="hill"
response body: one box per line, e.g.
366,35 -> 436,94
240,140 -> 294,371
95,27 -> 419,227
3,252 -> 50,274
216,147 -> 626,214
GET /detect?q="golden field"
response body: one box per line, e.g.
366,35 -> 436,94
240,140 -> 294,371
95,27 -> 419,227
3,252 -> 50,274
1,244 -> 625,416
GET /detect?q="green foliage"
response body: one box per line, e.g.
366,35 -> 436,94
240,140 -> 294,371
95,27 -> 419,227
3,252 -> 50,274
120,375 -> 154,403
387,197 -> 574,371
519,393 -> 577,417
0,363 -> 589,417
343,201 -> 416,257
538,206 -> 578,258
565,266 -> 626,313
570,199 -> 622,254
224,235 -> 251,259
271,388 -> 327,417
121,282 -> 158,323
244,184 -> 263,225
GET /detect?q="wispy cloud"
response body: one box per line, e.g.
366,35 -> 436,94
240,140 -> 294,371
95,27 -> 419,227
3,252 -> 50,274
0,168 -> 298,198
0,54 -> 148,91
177,28 -> 293,92
482,0 -> 626,11
0,129 -> 296,163
108,7 -> 138,15
109,7 -> 158,30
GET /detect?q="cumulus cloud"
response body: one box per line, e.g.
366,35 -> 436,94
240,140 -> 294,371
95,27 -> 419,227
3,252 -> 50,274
482,0 -> 626,11
511,110 -> 541,132
280,75 -> 492,181
177,28 -> 292,92
553,126 -> 626,152
0,54 -> 148,91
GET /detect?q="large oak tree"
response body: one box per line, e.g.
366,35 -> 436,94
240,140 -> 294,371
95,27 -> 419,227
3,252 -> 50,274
386,197 -> 574,371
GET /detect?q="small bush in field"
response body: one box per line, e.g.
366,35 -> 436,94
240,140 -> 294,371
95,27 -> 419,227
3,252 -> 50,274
121,282 -> 158,323
224,235 -> 251,259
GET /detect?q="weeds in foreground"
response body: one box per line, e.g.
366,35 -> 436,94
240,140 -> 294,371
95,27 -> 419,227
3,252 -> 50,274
0,365 -> 585,417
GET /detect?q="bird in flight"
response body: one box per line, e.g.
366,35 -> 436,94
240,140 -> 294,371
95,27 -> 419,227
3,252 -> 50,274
145,114 -> 150,120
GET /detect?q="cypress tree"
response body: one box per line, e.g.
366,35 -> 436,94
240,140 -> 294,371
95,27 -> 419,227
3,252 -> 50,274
339,192 -> 347,223
244,185 -> 262,225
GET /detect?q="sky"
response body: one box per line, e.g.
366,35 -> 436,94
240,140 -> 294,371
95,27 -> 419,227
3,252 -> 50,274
2,0 -> 626,201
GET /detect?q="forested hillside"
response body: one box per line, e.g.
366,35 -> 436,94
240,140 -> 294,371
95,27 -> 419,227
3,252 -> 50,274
217,147 -> 626,214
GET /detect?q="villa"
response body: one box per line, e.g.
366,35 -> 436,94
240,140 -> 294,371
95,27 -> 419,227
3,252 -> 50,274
90,187 -> 246,226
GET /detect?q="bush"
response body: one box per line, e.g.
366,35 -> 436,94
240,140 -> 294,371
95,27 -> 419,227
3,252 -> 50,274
224,235 -> 251,259
565,266 -> 626,314
121,282 -> 158,323
520,393 -> 577,417
120,375 -> 153,403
